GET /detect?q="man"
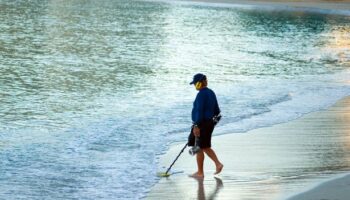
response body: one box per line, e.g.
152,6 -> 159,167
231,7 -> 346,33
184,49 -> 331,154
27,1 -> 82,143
188,73 -> 224,178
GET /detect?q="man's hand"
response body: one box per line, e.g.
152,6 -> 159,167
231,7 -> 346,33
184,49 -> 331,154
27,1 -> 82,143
193,126 -> 200,137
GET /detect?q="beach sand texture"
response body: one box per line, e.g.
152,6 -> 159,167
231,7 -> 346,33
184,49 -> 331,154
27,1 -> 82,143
147,97 -> 350,200
288,174 -> 350,200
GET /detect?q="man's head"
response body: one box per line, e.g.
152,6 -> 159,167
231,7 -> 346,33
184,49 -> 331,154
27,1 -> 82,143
190,73 -> 207,90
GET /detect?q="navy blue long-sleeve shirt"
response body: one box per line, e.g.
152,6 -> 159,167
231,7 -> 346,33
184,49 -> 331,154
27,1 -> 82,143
191,87 -> 220,126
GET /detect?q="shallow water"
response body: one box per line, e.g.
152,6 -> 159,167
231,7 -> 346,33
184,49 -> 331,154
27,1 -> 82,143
0,0 -> 349,199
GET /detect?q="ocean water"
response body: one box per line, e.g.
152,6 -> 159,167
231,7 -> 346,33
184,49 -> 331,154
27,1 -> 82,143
0,0 -> 349,199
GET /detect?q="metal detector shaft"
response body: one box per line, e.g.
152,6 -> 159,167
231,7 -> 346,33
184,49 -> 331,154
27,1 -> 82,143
165,142 -> 188,174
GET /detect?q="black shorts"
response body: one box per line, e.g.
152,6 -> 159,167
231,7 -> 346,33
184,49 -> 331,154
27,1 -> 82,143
188,120 -> 215,149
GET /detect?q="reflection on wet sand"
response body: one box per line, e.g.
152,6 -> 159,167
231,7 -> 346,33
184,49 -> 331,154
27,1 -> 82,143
192,176 -> 223,200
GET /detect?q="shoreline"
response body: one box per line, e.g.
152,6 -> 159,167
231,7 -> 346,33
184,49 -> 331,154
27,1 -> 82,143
147,96 -> 350,199
161,0 -> 350,15
287,173 -> 350,200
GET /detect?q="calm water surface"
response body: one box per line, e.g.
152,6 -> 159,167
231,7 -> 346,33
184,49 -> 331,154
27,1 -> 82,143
0,0 -> 349,199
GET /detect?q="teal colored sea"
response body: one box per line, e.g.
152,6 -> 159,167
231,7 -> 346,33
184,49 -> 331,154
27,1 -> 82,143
0,0 -> 349,199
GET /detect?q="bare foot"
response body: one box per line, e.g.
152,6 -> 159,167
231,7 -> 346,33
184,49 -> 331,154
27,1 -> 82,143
214,164 -> 223,175
189,172 -> 204,178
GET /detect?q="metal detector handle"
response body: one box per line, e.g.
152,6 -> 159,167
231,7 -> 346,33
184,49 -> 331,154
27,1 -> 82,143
165,142 -> 188,175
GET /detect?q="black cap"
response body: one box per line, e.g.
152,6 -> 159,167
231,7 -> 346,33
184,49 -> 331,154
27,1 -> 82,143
190,73 -> 206,85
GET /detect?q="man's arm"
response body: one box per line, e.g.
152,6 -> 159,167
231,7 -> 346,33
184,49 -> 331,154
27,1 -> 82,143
193,93 -> 205,137
193,93 -> 205,126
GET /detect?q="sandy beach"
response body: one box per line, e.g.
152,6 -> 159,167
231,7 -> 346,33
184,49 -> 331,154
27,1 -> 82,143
0,0 -> 349,199
175,0 -> 350,12
147,97 -> 350,199
288,173 -> 350,200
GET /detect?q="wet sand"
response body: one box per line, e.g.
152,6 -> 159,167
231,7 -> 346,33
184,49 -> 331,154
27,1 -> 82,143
147,97 -> 350,199
288,173 -> 350,200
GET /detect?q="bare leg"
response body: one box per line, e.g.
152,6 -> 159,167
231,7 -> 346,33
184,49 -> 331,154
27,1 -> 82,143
191,149 -> 205,178
203,148 -> 223,175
